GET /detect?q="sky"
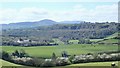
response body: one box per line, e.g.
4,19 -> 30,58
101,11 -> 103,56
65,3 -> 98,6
0,0 -> 119,24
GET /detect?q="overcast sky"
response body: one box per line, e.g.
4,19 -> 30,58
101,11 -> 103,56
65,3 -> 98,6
0,0 -> 119,24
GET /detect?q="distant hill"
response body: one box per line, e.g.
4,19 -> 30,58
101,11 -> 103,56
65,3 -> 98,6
2,22 -> 118,40
59,21 -> 84,24
2,19 -> 57,29
2,19 -> 84,29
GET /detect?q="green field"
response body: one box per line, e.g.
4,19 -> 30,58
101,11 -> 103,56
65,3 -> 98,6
89,39 -> 104,42
1,44 -> 118,58
69,40 -> 79,44
105,32 -> 118,39
89,32 -> 119,43
99,39 -> 118,43
69,61 -> 118,66
1,32 -> 119,67
64,61 -> 120,68
0,59 -> 21,67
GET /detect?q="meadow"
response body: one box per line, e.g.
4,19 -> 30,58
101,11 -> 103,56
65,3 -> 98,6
1,33 -> 119,67
1,44 -> 118,58
0,59 -> 21,67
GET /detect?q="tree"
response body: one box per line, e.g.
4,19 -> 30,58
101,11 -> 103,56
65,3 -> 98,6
14,50 -> 19,57
61,51 -> 68,57
2,51 -> 11,61
52,52 -> 56,60
12,49 -> 29,58
19,49 -> 25,58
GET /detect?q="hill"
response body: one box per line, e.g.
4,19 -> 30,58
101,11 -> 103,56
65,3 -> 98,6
2,19 -> 57,29
105,32 -> 119,39
59,21 -> 84,24
89,32 -> 119,44
2,22 -> 118,46
2,19 -> 85,29
97,32 -> 119,44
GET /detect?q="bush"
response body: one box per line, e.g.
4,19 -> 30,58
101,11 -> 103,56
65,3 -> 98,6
41,60 -> 56,67
2,51 -> 11,61
56,57 -> 71,66
69,55 -> 75,63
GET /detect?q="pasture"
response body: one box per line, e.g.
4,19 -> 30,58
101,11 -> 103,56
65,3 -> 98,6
0,59 -> 21,66
1,44 -> 118,58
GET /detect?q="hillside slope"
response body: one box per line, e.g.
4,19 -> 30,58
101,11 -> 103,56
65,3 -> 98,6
95,32 -> 119,44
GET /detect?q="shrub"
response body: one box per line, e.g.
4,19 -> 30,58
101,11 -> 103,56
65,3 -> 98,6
56,57 -> 71,66
41,60 -> 56,67
2,51 -> 11,61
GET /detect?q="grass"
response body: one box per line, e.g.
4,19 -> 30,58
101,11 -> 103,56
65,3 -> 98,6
53,39 -> 64,44
99,39 -> 118,43
1,59 -> 119,68
89,39 -> 104,42
69,61 -> 118,66
1,32 -> 119,67
69,40 -> 79,44
53,61 -> 120,68
89,32 -> 119,43
60,61 -> 120,68
0,59 -> 21,67
1,44 -> 118,58
105,32 -> 118,39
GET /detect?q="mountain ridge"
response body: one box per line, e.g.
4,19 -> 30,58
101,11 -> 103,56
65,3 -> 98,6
2,19 -> 83,29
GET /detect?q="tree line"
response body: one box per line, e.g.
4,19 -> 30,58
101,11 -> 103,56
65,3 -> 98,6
1,50 -> 120,67
2,22 -> 118,46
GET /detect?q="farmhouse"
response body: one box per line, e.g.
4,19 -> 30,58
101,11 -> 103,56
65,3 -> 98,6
16,38 -> 32,43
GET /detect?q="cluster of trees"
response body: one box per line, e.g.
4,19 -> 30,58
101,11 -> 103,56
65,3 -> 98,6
0,50 -> 71,67
2,41 -> 58,46
2,36 -> 58,46
72,52 -> 120,64
78,39 -> 92,44
1,50 -> 120,67
0,51 -> 11,61
2,22 -> 118,46
12,49 -> 29,58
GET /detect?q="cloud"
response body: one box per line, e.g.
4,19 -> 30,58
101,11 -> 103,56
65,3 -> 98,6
63,4 -> 118,22
0,8 -> 50,24
51,4 -> 118,22
0,4 -> 118,24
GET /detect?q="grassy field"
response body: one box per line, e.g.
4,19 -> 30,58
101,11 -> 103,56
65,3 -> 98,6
69,40 -> 79,44
53,39 -> 64,44
99,39 -> 118,43
105,32 -> 118,39
89,32 -> 119,43
1,44 -> 118,58
69,61 -> 118,66
1,32 -> 119,67
61,61 -> 120,68
89,39 -> 104,42
0,59 -> 21,67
